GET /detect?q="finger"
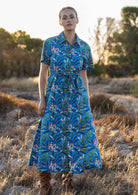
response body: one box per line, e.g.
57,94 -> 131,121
38,108 -> 45,116
42,108 -> 45,112
38,112 -> 43,117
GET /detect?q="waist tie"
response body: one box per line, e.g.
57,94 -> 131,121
52,72 -> 81,89
54,71 -> 81,77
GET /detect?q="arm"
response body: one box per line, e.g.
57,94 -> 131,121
38,62 -> 49,116
80,70 -> 90,106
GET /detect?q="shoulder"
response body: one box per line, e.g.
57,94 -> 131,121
78,37 -> 91,51
43,35 -> 59,46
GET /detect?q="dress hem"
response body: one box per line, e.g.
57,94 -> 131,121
27,163 -> 102,174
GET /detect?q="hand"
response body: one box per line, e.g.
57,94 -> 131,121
38,99 -> 46,117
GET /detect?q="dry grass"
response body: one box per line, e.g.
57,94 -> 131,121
0,77 -> 38,91
130,81 -> 138,98
1,111 -> 137,195
0,92 -> 38,116
90,94 -> 128,115
104,77 -> 138,95
0,82 -> 138,194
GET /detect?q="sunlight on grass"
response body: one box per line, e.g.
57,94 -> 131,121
0,92 -> 38,115
0,77 -> 39,90
0,78 -> 138,195
0,93 -> 137,194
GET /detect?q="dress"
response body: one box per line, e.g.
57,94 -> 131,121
28,31 -> 102,174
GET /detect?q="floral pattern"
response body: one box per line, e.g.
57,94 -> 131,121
28,32 -> 102,173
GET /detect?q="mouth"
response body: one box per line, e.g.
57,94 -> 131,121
67,23 -> 73,26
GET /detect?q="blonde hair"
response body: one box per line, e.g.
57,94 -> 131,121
59,7 -> 78,20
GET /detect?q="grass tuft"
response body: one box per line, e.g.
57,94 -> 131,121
0,92 -> 38,116
130,81 -> 138,97
0,77 -> 138,194
0,77 -> 38,90
90,94 -> 127,114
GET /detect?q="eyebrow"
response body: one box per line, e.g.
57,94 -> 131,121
62,14 -> 75,17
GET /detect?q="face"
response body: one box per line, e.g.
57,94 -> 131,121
59,9 -> 79,31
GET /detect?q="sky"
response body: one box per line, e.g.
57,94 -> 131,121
0,0 -> 138,43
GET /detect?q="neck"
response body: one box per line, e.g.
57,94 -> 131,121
63,30 -> 76,44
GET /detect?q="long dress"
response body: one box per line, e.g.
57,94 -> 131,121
28,31 -> 102,174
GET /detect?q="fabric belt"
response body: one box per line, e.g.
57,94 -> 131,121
53,71 -> 80,77
51,71 -> 81,89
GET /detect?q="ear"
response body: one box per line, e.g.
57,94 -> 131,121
76,18 -> 79,24
59,19 -> 63,26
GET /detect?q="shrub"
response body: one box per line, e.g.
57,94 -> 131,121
90,94 -> 127,114
87,63 -> 104,77
0,92 -> 38,116
105,64 -> 132,78
130,81 -> 138,97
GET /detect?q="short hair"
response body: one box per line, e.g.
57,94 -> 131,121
59,7 -> 78,20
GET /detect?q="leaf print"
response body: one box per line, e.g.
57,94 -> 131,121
28,32 -> 102,173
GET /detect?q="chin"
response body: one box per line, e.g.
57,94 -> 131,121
65,29 -> 75,32
65,27 -> 75,31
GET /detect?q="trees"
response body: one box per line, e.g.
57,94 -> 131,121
0,28 -> 17,77
12,30 -> 43,52
0,28 -> 16,50
89,6 -> 138,77
0,29 -> 43,78
108,7 -> 138,75
1,6 -> 137,79
89,17 -> 118,65
88,17 -> 118,76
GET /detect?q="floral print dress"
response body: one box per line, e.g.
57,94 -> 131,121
28,31 -> 102,173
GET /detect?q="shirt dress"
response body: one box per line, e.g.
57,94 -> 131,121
28,31 -> 102,174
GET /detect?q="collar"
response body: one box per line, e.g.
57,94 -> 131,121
58,31 -> 81,46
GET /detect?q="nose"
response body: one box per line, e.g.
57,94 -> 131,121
66,17 -> 71,23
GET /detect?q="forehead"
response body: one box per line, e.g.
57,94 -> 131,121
60,9 -> 76,17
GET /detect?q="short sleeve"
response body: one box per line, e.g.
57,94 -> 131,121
40,39 -> 51,65
82,45 -> 94,70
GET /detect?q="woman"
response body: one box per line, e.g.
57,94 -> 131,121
28,6 -> 102,195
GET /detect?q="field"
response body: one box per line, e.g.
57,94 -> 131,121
0,76 -> 138,195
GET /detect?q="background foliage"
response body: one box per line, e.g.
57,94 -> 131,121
0,6 -> 137,78
0,29 -> 43,78
108,7 -> 138,75
89,6 -> 138,77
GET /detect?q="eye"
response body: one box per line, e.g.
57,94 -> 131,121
62,16 -> 67,20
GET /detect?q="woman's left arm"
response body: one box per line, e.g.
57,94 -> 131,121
80,70 -> 90,105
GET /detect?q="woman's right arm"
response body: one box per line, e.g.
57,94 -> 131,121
38,62 -> 49,116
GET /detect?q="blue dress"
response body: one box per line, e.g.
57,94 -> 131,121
28,31 -> 102,173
